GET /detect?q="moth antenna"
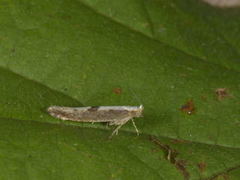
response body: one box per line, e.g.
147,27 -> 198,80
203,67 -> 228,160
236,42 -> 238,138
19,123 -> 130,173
129,87 -> 143,106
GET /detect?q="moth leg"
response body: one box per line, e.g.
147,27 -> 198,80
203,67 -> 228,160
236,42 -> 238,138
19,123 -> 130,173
110,124 -> 124,138
131,119 -> 139,135
109,118 -> 130,138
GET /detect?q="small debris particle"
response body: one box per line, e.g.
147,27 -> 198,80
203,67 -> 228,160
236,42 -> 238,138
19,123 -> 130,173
180,99 -> 195,115
215,88 -> 230,100
197,162 -> 207,173
113,88 -> 122,95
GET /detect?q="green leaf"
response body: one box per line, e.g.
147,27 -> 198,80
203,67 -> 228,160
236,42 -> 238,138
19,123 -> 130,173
0,0 -> 240,179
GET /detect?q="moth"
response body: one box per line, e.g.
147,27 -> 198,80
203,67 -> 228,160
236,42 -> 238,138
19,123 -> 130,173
201,0 -> 240,8
47,105 -> 144,137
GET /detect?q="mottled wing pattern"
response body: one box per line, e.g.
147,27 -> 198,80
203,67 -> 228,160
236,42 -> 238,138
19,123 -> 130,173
47,106 -> 131,122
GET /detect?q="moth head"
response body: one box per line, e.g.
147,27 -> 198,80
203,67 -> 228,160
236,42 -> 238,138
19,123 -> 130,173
133,105 -> 144,117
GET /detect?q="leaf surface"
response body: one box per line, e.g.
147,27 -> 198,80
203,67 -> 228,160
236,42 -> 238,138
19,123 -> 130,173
0,0 -> 240,179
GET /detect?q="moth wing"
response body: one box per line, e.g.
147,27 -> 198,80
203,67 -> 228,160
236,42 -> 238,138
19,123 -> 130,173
47,106 -> 87,121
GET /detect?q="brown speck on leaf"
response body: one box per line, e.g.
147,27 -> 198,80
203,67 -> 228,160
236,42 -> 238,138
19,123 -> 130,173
11,48 -> 15,53
113,88 -> 122,95
197,162 -> 207,173
215,88 -> 230,100
180,99 -> 195,115
61,15 -> 72,20
222,174 -> 230,180
171,139 -> 189,144
175,160 -> 189,179
201,95 -> 207,101
179,73 -> 187,77
149,136 -> 190,180
212,173 -> 229,180
151,147 -> 159,153
207,165 -> 239,180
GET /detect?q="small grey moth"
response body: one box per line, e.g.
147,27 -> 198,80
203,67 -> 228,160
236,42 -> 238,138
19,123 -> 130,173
47,105 -> 144,137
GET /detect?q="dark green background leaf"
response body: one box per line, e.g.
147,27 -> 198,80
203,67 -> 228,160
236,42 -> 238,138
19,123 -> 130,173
0,0 -> 239,179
